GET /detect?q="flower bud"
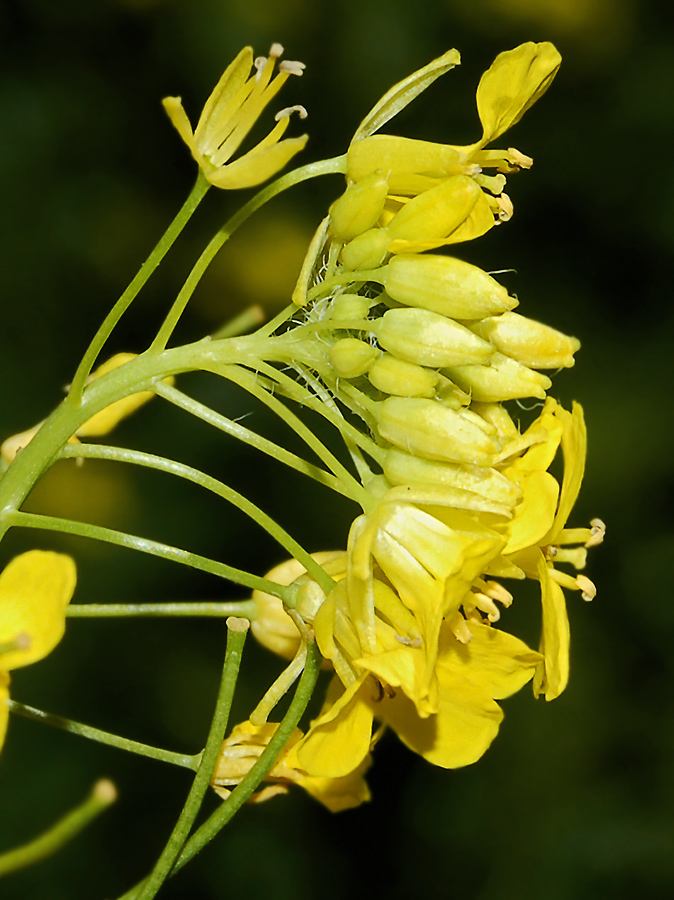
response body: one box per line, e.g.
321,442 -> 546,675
329,293 -> 372,321
385,175 -> 483,245
341,227 -> 391,270
329,338 -> 378,378
374,397 -> 502,466
383,254 -> 517,318
374,308 -> 493,368
468,311 -> 580,368
447,352 -> 552,402
382,447 -> 522,506
329,171 -> 389,242
368,354 -> 440,397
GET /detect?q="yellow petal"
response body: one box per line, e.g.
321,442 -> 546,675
0,551 -> 76,670
162,96 -> 201,164
0,672 -> 9,748
296,676 -> 373,778
476,42 -> 562,145
533,554 -> 570,700
193,46 -> 255,151
544,401 -> 587,545
502,469 -> 559,555
206,135 -> 308,189
284,744 -> 372,812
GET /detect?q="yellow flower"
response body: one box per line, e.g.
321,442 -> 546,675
0,551 -> 77,748
296,619 -> 541,778
211,719 -> 371,812
341,42 -> 561,254
163,43 -> 308,190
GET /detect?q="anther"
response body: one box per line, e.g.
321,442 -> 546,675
576,574 -> 596,601
586,518 -> 606,548
269,43 -> 284,58
497,194 -> 514,222
253,56 -> 267,80
275,104 -> 308,121
279,60 -> 306,76
507,147 -> 533,169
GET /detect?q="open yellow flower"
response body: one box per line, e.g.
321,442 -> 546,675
0,551 -> 77,748
163,43 -> 308,190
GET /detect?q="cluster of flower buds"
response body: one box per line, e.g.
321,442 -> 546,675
247,42 -> 604,783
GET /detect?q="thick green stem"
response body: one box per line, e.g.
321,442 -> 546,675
7,700 -> 196,770
135,618 -> 249,900
69,172 -> 210,401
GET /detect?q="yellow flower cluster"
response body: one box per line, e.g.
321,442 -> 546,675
245,42 -> 604,794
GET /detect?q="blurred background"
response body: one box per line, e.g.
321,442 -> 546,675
1,0 -> 673,897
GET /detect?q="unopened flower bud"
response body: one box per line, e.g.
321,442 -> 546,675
374,397 -> 502,466
329,293 -> 372,321
468,311 -> 580,368
383,254 -> 517,318
373,307 -> 493,368
385,175 -> 482,245
329,338 -> 378,378
368,354 -> 440,397
447,352 -> 552,402
329,171 -> 389,242
383,447 -> 522,506
341,227 -> 391,270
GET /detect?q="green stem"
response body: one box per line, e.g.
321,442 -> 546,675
69,171 -> 210,401
59,442 -> 334,595
175,640 -> 322,869
150,156 -> 346,353
121,641 -> 322,899
66,601 -> 258,619
135,618 -> 249,900
7,700 -> 196,770
154,381 -> 354,500
7,510 -> 295,601
0,779 -> 117,877
214,364 -> 371,507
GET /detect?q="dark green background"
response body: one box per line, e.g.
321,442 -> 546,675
1,0 -> 672,898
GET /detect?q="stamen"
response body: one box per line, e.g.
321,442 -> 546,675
275,105 -> 308,121
279,60 -> 306,77
473,592 -> 500,623
586,518 -> 606,548
482,580 -> 513,608
576,574 -> 596,602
